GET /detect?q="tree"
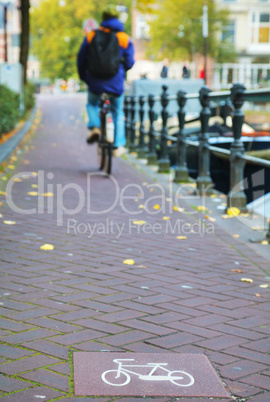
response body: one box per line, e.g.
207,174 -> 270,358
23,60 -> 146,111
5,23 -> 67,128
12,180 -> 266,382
146,0 -> 235,63
20,0 -> 30,84
31,0 -> 134,81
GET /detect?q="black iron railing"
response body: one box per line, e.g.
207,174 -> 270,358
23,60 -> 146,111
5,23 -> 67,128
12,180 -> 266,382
124,84 -> 270,212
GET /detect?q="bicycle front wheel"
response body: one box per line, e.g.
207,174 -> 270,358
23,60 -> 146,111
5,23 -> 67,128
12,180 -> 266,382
168,370 -> 195,387
101,370 -> 130,386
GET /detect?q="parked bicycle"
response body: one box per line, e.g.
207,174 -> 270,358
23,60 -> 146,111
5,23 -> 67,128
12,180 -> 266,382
97,93 -> 115,175
101,358 -> 195,387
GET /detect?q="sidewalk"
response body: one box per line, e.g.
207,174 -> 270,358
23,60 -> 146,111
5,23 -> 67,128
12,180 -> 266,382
0,93 -> 269,401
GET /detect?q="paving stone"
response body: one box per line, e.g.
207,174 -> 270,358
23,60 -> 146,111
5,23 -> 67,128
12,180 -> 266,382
21,368 -> 69,392
0,345 -> 33,360
218,360 -> 268,380
147,333 -> 203,349
0,355 -> 60,375
224,379 -> 264,398
0,385 -> 64,401
1,328 -> 58,344
195,334 -> 249,351
22,339 -> 69,359
240,374 -> 270,390
0,376 -> 33,392
50,329 -> 104,345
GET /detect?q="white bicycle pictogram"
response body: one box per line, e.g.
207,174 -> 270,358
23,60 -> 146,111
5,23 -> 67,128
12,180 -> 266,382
101,358 -> 195,387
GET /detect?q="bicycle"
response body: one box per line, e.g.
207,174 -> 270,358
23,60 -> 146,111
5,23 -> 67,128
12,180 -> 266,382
97,93 -> 115,175
101,358 -> 195,387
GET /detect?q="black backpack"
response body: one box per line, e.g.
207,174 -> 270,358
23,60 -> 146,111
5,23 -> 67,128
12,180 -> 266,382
86,29 -> 120,79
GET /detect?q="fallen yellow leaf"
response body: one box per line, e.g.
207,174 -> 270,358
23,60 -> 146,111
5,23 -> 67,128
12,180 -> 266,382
7,165 -> 15,169
227,207 -> 240,216
31,184 -> 38,188
133,220 -> 146,225
173,206 -> 185,212
197,205 -> 208,211
205,215 -> 216,222
241,278 -> 253,283
163,216 -> 170,220
176,236 -> 187,240
27,191 -> 39,196
233,234 -> 240,238
259,284 -> 269,288
40,244 -> 54,251
138,204 -> 145,209
1,176 -> 7,181
252,226 -> 263,231
261,241 -> 269,245
32,172 -> 38,176
42,193 -> 54,197
0,191 -> 6,196
14,178 -> 22,182
123,259 -> 135,265
153,204 -> 160,210
10,156 -> 17,161
3,220 -> 16,225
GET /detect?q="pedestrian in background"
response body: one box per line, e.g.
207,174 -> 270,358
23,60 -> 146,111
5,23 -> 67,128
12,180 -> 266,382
160,58 -> 169,78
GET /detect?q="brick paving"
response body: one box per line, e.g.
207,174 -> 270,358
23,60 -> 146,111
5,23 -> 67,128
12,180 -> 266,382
0,93 -> 269,401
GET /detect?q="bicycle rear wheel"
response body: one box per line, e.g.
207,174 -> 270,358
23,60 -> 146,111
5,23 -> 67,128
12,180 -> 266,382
97,143 -> 106,171
104,144 -> 112,175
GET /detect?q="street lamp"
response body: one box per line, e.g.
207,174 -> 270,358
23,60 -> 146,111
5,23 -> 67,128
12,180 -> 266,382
202,4 -> 208,84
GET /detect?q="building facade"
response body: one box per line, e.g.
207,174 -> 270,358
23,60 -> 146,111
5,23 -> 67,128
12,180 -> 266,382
216,0 -> 270,63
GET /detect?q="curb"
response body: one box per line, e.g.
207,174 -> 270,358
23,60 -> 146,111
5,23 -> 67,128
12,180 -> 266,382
0,106 -> 37,165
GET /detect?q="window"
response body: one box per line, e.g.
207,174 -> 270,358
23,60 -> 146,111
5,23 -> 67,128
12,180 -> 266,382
136,15 -> 150,39
11,34 -> 20,47
251,11 -> 270,45
222,21 -> 235,43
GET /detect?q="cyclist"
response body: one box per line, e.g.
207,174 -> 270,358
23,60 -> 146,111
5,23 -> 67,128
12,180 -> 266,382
77,4 -> 135,156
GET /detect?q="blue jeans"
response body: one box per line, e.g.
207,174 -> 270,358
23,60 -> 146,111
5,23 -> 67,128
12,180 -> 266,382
86,91 -> 126,147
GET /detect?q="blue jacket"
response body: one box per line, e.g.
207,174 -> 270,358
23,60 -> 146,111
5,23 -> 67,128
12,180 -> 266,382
77,18 -> 135,96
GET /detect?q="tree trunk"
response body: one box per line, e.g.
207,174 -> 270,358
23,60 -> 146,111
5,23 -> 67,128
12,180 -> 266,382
19,0 -> 30,85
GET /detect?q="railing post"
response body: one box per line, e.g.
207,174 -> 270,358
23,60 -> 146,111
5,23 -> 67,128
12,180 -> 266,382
128,95 -> 137,152
227,83 -> 247,211
174,90 -> 190,183
197,85 -> 213,194
158,85 -> 171,173
137,96 -> 146,158
147,94 -> 158,165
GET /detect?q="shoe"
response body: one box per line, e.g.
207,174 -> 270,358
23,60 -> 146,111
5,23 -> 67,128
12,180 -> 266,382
113,146 -> 127,157
86,127 -> 101,144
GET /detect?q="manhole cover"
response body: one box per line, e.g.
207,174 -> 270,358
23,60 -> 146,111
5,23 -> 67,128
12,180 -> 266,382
73,352 -> 230,398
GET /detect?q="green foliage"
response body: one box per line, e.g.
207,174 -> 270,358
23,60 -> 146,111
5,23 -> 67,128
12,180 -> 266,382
146,0 -> 235,62
0,85 -> 20,136
24,82 -> 36,111
31,0 -> 133,81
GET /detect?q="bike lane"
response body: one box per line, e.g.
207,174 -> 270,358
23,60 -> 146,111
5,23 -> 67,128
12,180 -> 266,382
0,93 -> 269,401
